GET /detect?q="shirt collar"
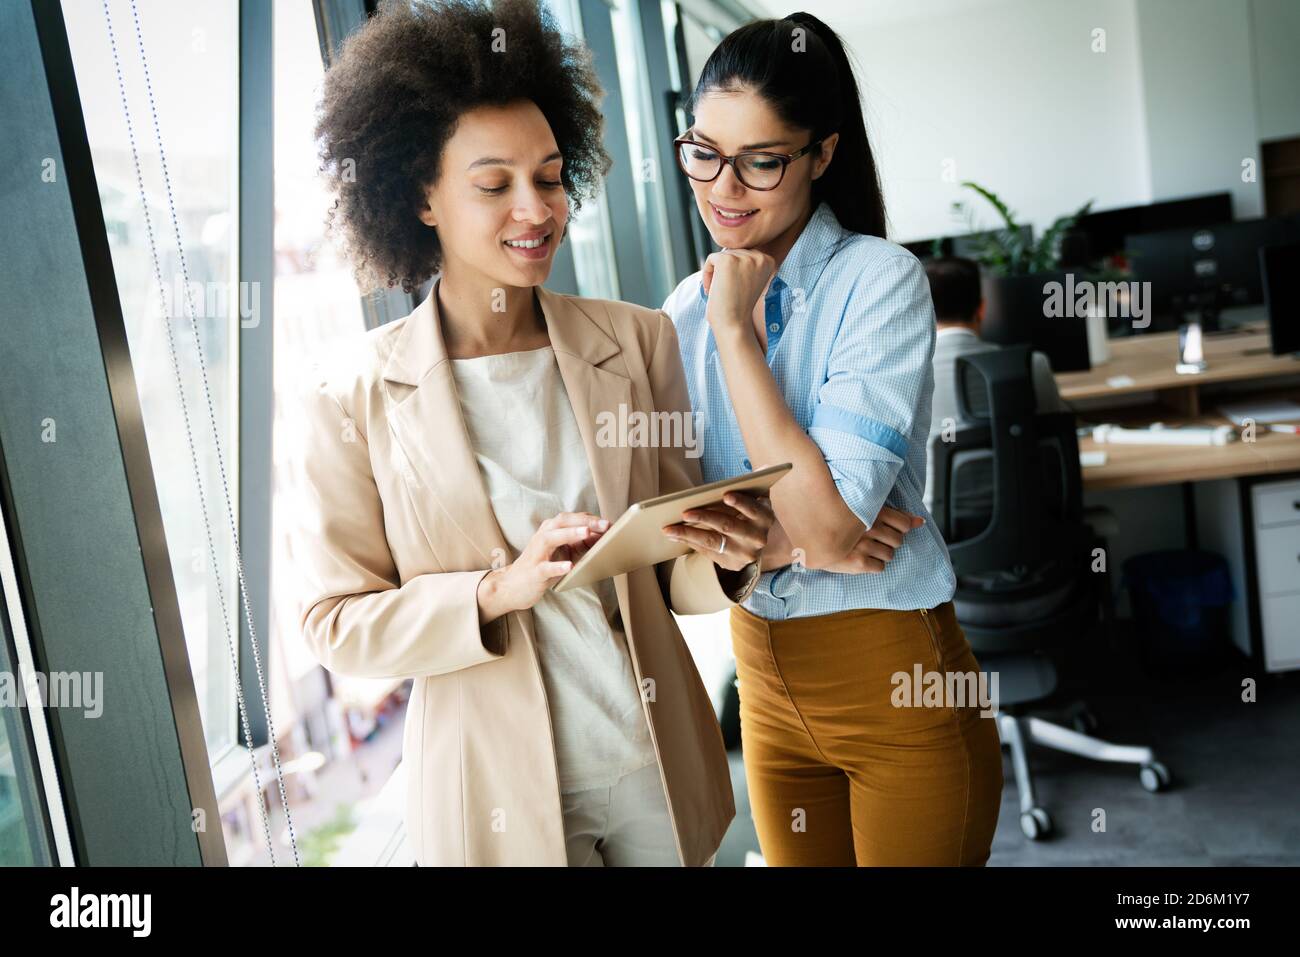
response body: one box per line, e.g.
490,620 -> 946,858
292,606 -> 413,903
696,201 -> 849,303
936,325 -> 979,339
774,201 -> 847,296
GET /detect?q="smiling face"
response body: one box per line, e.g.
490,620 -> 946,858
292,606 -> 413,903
418,99 -> 568,291
685,86 -> 837,253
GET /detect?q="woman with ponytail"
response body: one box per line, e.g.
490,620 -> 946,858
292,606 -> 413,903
661,12 -> 1004,866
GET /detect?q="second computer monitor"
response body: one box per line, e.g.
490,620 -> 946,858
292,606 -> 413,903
900,225 -> 1034,262
1063,192 -> 1234,267
1261,242 -> 1300,356
1126,216 -> 1300,332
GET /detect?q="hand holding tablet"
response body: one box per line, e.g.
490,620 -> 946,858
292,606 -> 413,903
662,491 -> 775,572
552,463 -> 791,592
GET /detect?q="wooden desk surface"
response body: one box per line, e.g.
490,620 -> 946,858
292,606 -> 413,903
1077,399 -> 1300,490
1056,324 -> 1300,400
1079,429 -> 1300,489
1039,323 -> 1300,488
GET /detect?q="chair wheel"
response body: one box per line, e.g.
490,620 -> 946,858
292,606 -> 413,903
1020,807 -> 1053,840
1140,761 -> 1171,792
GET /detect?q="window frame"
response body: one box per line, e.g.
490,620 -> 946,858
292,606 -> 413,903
1,0 -> 226,865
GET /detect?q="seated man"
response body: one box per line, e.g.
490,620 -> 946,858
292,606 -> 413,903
923,256 -> 1069,517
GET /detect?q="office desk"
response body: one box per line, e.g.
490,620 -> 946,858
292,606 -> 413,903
1074,405 -> 1300,490
1053,325 -> 1300,490
1056,323 -> 1300,417
1052,329 -> 1300,671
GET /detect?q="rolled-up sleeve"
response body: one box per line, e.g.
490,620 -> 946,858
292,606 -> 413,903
808,253 -> 935,531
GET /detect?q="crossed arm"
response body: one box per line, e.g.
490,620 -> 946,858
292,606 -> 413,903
701,249 -> 936,572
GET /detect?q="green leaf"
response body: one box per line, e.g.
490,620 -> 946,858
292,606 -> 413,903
1034,198 -> 1094,272
959,181 -> 1019,233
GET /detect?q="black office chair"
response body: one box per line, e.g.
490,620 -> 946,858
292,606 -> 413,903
931,346 -> 1171,840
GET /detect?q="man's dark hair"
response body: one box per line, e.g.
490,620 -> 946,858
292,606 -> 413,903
314,0 -> 611,293
923,256 -> 983,322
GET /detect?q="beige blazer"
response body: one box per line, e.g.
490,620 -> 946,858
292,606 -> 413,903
289,283 -> 756,866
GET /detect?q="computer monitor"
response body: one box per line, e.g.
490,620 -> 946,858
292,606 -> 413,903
900,225 -> 1034,262
1262,242 -> 1300,356
1125,216 -> 1300,333
1061,192 -> 1234,267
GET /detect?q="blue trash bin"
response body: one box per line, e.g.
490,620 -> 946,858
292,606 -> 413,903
1121,550 -> 1235,675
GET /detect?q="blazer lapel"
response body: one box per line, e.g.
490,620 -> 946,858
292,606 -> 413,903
537,285 -> 634,525
381,282 -> 634,570
382,287 -> 509,568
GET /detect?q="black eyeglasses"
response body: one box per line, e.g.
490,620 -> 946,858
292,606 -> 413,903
673,135 -> 824,191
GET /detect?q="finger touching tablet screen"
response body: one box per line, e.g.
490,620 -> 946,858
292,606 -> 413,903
551,463 -> 791,593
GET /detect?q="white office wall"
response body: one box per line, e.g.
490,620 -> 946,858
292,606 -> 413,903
1134,0 -> 1264,218
1250,0 -> 1300,142
748,0 -> 1296,237
743,0 -> 1150,241
833,0 -> 1151,243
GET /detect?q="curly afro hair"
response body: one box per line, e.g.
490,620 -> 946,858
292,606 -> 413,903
314,0 -> 611,294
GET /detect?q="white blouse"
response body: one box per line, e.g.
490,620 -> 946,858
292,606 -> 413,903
449,345 -> 658,794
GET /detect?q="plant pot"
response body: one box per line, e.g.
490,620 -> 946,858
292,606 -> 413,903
980,271 -> 1091,373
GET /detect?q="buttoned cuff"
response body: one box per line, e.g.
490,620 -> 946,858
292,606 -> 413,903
722,560 -> 761,603
668,550 -> 760,614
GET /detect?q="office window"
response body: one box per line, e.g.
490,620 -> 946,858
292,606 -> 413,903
549,0 -> 622,300
675,3 -> 725,91
61,0 -> 241,760
269,0 -> 367,677
612,0 -> 676,305
0,655 -> 53,865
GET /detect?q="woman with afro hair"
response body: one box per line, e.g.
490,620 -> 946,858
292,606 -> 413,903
290,0 -> 777,866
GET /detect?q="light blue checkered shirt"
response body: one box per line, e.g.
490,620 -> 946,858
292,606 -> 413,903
661,201 -> 957,619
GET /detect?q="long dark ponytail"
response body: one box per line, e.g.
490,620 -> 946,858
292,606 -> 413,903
688,11 -> 887,239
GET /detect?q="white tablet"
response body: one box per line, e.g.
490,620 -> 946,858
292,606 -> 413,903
551,463 -> 792,593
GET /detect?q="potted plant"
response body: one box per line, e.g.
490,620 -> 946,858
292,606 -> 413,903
939,181 -> 1095,370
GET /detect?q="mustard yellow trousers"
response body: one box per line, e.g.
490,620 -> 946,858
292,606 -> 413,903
731,600 -> 1004,866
